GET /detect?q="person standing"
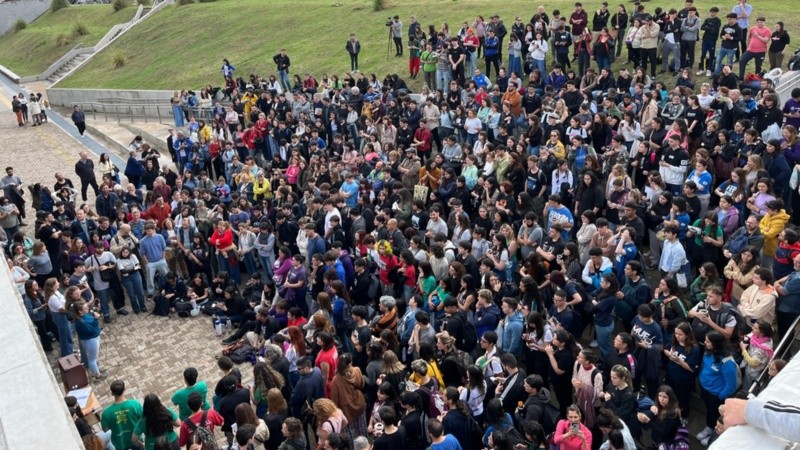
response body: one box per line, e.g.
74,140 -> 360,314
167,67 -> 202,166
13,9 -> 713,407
74,151 -> 99,202
680,7 -> 700,70
739,17 -> 771,79
272,49 -> 291,93
71,105 -> 86,137
346,33 -> 361,72
768,21 -> 791,70
139,224 -> 169,298
101,380 -> 143,450
732,0 -> 752,60
774,254 -> 800,340
697,7 -> 721,77
1,166 -> 26,224
715,13 -> 742,76
636,15 -> 660,79
391,16 -> 404,56
72,300 -> 105,381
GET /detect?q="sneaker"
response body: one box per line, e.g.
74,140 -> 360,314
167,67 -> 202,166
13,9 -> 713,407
696,426 -> 713,441
222,335 -> 238,345
696,70 -> 705,76
706,70 -> 712,77
133,309 -> 141,315
117,308 -> 129,316
103,315 -> 112,324
589,339 -> 599,348
700,436 -> 710,447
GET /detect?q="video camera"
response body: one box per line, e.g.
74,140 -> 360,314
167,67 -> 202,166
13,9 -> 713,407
385,17 -> 394,26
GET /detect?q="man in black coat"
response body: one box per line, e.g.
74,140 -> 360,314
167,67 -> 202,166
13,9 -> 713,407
494,353 -> 527,413
74,151 -> 99,202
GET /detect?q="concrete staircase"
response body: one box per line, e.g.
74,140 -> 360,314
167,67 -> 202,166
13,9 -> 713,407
46,53 -> 89,84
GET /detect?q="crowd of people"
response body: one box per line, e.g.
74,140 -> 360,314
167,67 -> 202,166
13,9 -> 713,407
7,0 -> 800,449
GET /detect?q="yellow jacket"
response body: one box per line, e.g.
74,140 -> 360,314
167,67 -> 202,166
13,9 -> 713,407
200,124 -> 211,143
758,209 -> 790,257
253,178 -> 272,201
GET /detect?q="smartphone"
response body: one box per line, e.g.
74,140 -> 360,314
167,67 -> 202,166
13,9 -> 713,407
570,422 -> 579,432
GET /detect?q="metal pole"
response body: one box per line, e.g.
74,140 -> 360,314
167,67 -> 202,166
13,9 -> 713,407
143,106 -> 147,123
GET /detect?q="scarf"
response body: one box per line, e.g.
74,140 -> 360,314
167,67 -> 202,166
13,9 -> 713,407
749,334 -> 774,359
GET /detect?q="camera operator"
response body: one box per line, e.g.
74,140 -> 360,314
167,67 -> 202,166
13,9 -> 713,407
387,16 -> 404,56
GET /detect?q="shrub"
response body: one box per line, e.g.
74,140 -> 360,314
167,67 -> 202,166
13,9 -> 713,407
55,33 -> 71,47
51,0 -> 69,12
198,0 -> 217,3
112,52 -> 126,69
372,0 -> 387,12
71,22 -> 89,38
13,19 -> 27,32
176,0 -> 194,5
112,0 -> 129,12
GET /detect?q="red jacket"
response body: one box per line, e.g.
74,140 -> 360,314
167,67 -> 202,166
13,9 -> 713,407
209,228 -> 234,252
413,127 -> 431,152
142,203 -> 171,228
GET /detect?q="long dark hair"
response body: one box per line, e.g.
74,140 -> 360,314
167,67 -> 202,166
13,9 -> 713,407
705,331 -> 731,362
555,329 -> 580,357
444,386 -> 471,417
142,394 -> 174,437
466,365 -> 486,395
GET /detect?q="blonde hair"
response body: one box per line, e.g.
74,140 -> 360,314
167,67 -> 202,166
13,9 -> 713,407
267,388 -> 287,413
313,398 -> 338,422
377,239 -> 393,256
436,331 -> 456,349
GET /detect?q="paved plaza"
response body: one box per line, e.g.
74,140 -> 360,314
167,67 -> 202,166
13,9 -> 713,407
0,106 -> 245,414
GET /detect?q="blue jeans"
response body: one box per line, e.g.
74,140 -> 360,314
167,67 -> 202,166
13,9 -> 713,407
527,145 -> 540,156
53,312 -> 73,357
595,321 -> 615,362
699,40 -> 716,71
145,259 -> 169,296
715,47 -> 736,75
95,288 -> 111,317
436,68 -> 451,91
739,51 -> 765,79
531,58 -> 546,75
260,254 -> 275,279
217,254 -> 241,285
596,56 -> 611,71
120,272 -> 146,312
508,55 -> 522,77
242,252 -> 257,277
278,70 -> 291,92
661,41 -> 681,72
80,335 -> 101,375
466,52 -> 477,77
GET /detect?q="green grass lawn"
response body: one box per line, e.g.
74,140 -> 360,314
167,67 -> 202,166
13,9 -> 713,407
0,4 -> 136,76
59,0 -> 797,90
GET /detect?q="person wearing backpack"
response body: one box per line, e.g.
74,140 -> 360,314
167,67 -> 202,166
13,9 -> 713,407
436,331 -> 471,387
330,280 -> 355,354
443,300 -> 478,353
697,331 -> 739,446
515,374 -> 560,435
688,285 -> 740,350
178,392 -> 224,449
442,387 -> 475,450
572,350 -> 605,431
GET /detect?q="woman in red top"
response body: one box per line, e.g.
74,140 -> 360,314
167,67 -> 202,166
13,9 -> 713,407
398,251 -> 417,301
315,331 -> 338,397
376,240 -> 399,295
209,221 -> 241,285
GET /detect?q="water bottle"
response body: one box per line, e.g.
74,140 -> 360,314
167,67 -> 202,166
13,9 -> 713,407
214,319 -> 223,336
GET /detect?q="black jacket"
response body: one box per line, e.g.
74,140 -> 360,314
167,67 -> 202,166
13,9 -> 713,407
74,159 -> 96,181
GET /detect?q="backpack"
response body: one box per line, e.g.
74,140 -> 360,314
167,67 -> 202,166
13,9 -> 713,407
186,411 -> 220,450
457,313 -> 478,353
726,231 -> 750,256
366,273 -> 381,302
418,384 -> 447,417
450,349 -> 474,377
501,422 -> 527,447
658,426 -> 691,450
175,300 -> 193,318
339,299 -> 355,331
537,398 -> 562,435
718,303 -> 750,342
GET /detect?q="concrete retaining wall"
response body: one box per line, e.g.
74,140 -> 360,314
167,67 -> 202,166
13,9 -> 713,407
47,88 -> 175,116
0,0 -> 52,37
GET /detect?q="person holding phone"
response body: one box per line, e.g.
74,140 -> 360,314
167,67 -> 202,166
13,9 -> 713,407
553,404 -> 591,449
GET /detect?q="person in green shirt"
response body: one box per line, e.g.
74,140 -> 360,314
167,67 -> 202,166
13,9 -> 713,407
171,367 -> 210,420
421,43 -> 439,91
101,380 -> 143,450
133,394 -> 180,450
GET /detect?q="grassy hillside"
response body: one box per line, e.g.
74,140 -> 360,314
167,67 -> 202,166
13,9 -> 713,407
59,0 -> 796,90
0,4 -> 136,76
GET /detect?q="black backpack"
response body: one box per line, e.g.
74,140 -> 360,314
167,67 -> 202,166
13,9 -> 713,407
457,313 -> 478,353
502,422 -> 527,447
175,300 -> 193,318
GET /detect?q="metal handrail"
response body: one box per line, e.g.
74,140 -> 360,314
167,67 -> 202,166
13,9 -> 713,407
748,315 -> 800,397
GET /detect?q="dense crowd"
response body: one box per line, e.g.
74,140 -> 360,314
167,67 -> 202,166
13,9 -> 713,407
7,0 -> 800,449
